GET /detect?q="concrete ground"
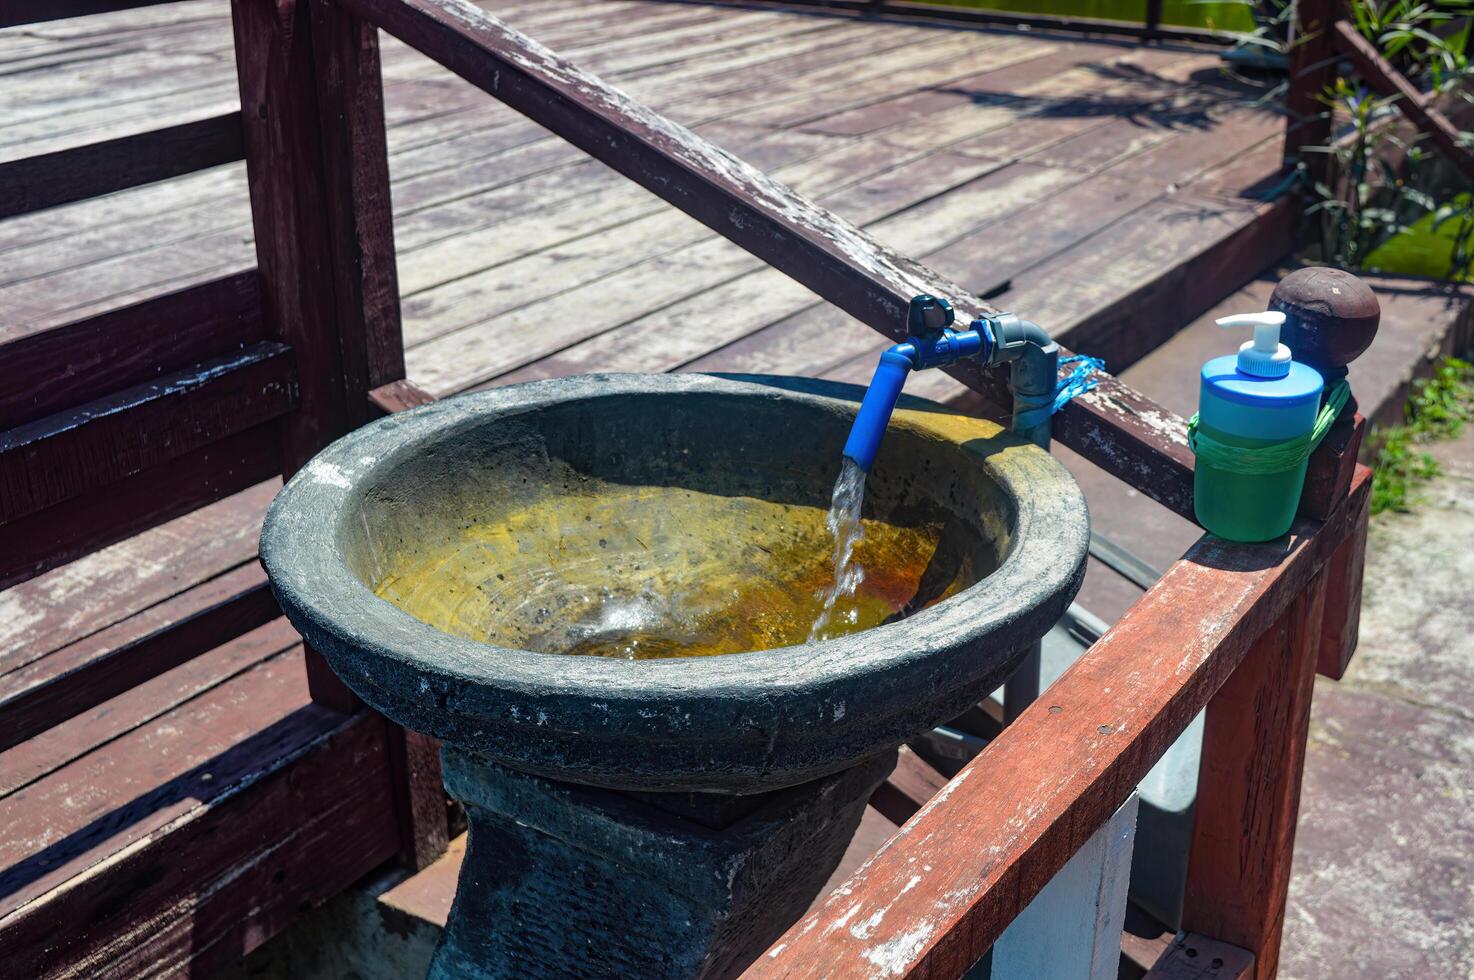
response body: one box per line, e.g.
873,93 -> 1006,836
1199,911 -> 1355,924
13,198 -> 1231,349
1281,428 -> 1474,980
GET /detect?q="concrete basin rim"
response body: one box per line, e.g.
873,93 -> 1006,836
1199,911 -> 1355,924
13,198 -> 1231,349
260,372 -> 1089,708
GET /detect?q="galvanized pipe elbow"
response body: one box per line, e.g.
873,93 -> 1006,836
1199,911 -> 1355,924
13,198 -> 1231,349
982,314 -> 1059,449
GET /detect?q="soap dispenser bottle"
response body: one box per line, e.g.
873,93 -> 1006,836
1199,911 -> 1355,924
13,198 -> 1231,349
1192,311 -> 1325,542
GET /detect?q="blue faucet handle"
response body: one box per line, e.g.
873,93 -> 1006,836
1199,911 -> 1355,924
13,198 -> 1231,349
908,295 -> 955,338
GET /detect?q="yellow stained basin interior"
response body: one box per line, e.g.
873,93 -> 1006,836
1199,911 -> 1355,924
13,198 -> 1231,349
342,393 -> 1011,660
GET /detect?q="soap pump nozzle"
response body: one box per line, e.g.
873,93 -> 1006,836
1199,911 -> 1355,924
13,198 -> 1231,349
1216,310 -> 1290,378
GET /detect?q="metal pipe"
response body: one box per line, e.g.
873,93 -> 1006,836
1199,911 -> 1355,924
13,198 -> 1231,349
988,316 -> 1058,719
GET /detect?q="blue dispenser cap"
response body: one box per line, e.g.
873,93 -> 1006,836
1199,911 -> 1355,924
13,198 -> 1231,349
1200,356 -> 1323,408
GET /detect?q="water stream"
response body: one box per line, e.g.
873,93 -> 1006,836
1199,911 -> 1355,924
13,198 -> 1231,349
807,457 -> 869,642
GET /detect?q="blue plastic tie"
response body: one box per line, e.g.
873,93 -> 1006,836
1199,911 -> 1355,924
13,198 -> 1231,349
1052,354 -> 1104,414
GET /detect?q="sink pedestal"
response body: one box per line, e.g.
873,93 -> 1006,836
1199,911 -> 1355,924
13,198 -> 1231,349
431,747 -> 895,980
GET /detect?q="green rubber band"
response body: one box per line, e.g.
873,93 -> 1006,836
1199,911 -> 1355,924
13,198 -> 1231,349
1188,380 -> 1350,475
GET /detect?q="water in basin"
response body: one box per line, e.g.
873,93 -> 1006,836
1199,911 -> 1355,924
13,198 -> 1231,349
369,471 -> 983,660
337,390 -> 1010,662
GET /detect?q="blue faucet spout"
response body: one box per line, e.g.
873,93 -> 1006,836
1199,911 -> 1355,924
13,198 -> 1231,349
843,345 -> 916,471
840,295 -> 1060,472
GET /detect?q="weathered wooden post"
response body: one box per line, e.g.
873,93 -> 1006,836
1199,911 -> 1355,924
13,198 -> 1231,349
231,0 -> 448,869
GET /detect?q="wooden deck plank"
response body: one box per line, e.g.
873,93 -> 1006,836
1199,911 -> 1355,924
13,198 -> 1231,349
492,67 -> 1232,389
679,169 -> 1155,379
739,33 -> 1076,129
0,19 -> 883,279
436,48 -> 1244,386
5,17 -> 1078,335
0,682 -> 400,979
485,159 -> 1077,389
382,25 -> 1010,213
418,153 -> 1075,393
0,481 -> 276,668
418,46 -> 1220,386
794,42 -> 1199,137
0,0 -> 705,165
0,0 -> 699,157
0,8 -> 940,331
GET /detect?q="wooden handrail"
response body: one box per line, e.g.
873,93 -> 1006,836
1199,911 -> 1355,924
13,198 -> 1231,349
748,467 -> 1370,977
1331,19 -> 1474,185
341,0 -> 1198,519
0,425 -> 280,590
1284,1 -> 1474,186
0,342 -> 297,523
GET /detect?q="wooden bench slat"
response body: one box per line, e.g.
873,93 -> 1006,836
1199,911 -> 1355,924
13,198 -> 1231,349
0,341 -> 296,523
0,270 -> 265,429
0,112 -> 244,220
0,424 -> 280,590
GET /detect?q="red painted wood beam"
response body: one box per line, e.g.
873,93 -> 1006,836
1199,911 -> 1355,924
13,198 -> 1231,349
746,467 -> 1369,978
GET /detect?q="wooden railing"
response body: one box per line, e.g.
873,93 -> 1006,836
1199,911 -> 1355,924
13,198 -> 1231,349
0,0 -> 186,28
0,4 -> 448,972
315,1 -> 1368,976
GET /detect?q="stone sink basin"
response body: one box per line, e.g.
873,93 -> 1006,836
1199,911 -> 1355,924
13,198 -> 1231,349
260,373 -> 1088,795
261,373 -> 1088,977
